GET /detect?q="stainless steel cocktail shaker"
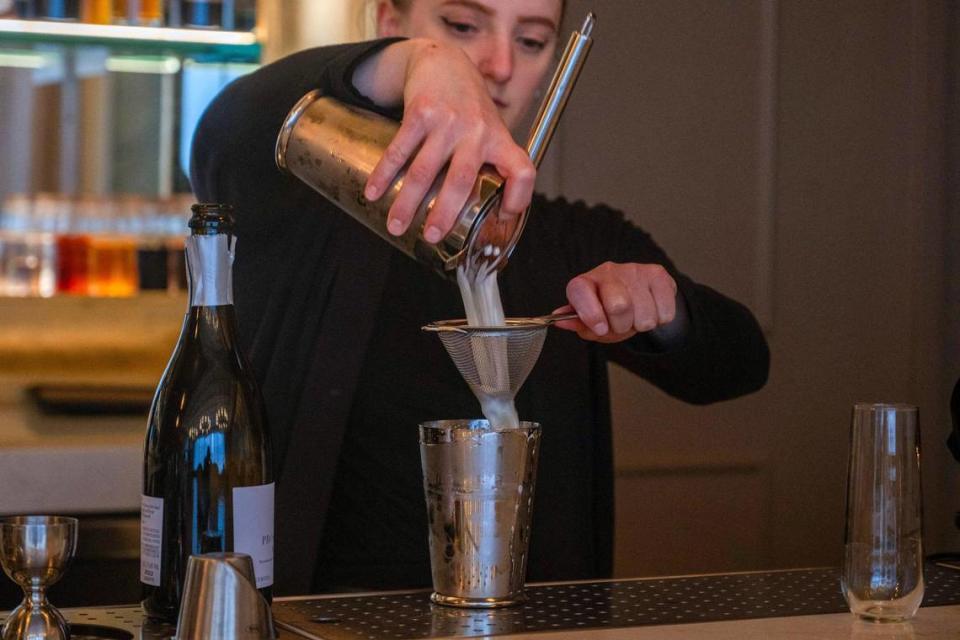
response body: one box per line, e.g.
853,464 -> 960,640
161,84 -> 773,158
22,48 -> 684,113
275,92 -> 519,277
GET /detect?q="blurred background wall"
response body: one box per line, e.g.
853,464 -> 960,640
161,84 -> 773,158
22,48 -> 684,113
539,0 -> 958,576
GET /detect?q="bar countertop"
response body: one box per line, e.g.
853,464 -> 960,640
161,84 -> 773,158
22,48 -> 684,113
13,563 -> 959,639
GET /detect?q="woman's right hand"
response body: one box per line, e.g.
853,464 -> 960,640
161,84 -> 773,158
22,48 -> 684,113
354,39 -> 535,244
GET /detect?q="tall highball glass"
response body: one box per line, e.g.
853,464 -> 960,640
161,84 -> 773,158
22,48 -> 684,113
842,403 -> 923,622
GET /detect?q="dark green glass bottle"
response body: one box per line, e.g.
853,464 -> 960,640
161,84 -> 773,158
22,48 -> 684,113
141,204 -> 273,622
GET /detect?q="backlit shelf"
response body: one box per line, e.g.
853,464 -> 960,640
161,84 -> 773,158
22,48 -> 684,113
0,18 -> 260,61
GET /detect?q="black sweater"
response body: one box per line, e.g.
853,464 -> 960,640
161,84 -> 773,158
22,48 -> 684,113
190,39 -> 770,595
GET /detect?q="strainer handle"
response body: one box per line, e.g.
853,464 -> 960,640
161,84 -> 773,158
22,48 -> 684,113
536,312 -> 579,325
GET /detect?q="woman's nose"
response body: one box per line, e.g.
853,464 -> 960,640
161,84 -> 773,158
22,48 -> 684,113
477,37 -> 514,84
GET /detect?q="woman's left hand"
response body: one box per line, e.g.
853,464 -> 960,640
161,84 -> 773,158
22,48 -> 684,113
553,262 -> 678,343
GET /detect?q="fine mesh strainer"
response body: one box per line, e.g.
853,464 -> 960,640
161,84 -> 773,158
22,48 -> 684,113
422,314 -> 576,398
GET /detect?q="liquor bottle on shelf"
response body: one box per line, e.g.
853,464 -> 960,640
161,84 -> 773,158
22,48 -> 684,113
0,194 -> 57,298
56,195 -> 93,295
162,196 -> 189,294
221,0 -> 252,30
165,234 -> 186,293
233,0 -> 254,30
181,0 -> 221,29
80,0 -> 111,24
86,195 -> 138,297
111,0 -> 131,23
113,0 -> 162,25
141,203 -> 274,623
13,1 -> 36,18
38,0 -> 80,20
139,0 -> 162,25
137,198 -> 175,291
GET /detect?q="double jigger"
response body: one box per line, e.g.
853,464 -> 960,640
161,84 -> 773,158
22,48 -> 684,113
0,516 -> 77,640
0,517 -> 274,640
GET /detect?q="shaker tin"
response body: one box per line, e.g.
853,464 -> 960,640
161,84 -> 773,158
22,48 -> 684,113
275,90 -> 526,277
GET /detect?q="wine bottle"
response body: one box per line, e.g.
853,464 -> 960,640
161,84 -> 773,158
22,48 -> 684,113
141,203 -> 274,622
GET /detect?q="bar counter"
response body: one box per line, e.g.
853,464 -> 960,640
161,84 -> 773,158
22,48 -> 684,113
11,563 -> 959,639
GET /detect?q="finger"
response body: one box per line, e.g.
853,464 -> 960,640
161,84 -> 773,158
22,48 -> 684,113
555,318 -> 595,336
425,144 -> 484,242
598,278 -> 634,335
388,136 -> 451,239
647,266 -> 678,324
566,275 -> 609,336
366,118 -> 426,212
493,148 -> 536,219
627,283 -> 659,333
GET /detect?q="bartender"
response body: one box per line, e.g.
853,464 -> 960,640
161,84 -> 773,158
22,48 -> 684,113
189,0 -> 770,595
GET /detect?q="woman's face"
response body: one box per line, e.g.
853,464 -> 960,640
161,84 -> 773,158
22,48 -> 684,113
378,0 -> 562,130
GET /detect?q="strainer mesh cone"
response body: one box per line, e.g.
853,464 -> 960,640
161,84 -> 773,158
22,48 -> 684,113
426,320 -> 550,398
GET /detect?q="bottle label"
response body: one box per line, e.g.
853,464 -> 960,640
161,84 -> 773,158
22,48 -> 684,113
233,482 -> 275,588
186,234 -> 235,307
140,495 -> 164,586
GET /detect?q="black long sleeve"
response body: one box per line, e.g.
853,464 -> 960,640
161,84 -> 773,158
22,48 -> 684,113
190,40 -> 769,409
522,195 -> 770,405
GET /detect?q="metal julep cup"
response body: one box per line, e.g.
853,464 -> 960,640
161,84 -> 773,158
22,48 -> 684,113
175,552 -> 276,640
419,419 -> 541,608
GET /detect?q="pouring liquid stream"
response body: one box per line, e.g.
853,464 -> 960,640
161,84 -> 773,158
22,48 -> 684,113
456,253 -> 519,429
450,12 -> 596,429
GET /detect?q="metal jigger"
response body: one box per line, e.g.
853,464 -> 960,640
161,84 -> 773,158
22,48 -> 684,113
175,553 -> 276,640
0,516 -> 78,640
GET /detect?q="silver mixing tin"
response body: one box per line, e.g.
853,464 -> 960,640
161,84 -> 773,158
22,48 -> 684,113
275,90 -> 522,278
419,420 -> 541,608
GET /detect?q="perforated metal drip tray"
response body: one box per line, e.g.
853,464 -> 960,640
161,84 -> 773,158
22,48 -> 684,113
2,564 -> 958,639
273,564 -> 960,640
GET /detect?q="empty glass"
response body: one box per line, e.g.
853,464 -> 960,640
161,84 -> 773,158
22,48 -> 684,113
842,403 -> 923,622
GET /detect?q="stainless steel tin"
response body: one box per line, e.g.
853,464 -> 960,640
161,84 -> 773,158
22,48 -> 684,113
419,420 -> 541,608
276,91 -> 520,277
175,553 -> 276,640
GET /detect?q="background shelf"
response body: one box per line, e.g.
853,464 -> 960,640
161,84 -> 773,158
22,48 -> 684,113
0,18 -> 260,62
